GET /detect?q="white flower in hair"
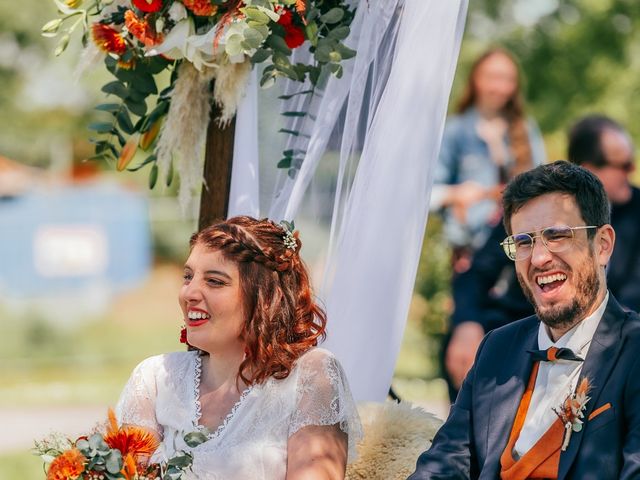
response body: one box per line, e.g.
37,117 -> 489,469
280,221 -> 297,251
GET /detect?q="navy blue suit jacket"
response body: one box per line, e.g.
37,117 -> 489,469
410,295 -> 640,479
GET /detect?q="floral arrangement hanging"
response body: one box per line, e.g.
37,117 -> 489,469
43,0 -> 355,206
35,409 -> 209,480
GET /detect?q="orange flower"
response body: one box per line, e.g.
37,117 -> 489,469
104,409 -> 159,461
92,23 -> 127,55
117,135 -> 140,172
124,10 -> 163,47
46,448 -> 85,480
295,0 -> 306,18
140,117 -> 163,151
183,0 -> 218,16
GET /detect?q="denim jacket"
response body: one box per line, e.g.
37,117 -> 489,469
430,108 -> 546,249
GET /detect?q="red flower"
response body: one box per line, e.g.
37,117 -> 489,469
283,25 -> 305,49
91,23 -> 127,55
124,10 -> 163,47
277,9 -> 305,49
180,326 -> 188,344
133,0 -> 163,13
278,9 -> 293,26
182,0 -> 218,16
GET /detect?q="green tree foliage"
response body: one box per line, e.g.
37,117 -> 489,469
464,0 -> 640,138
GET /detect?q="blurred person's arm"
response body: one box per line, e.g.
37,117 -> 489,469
446,222 -> 512,388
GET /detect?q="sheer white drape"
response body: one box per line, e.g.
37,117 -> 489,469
232,0 -> 467,402
228,70 -> 260,219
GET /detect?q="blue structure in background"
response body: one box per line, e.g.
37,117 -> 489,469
0,182 -> 151,298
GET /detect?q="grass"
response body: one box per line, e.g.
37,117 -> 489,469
0,451 -> 43,480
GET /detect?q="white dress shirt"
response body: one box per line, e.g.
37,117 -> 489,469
513,293 -> 609,457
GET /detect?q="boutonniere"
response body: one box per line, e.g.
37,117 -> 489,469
553,377 -> 591,451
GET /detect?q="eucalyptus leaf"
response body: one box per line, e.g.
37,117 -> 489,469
278,89 -> 314,100
251,48 -> 271,64
328,25 -> 350,40
304,21 -> 319,46
267,35 -> 292,55
126,98 -> 148,117
335,43 -> 356,60
329,63 -> 343,78
88,122 -> 115,134
128,154 -> 157,172
117,110 -> 135,134
259,73 -> 276,89
328,51 -> 342,63
183,431 -> 209,447
243,27 -> 265,49
102,81 -> 129,99
167,453 -> 193,467
104,450 -> 123,474
320,7 -> 345,24
277,157 -> 292,168
314,44 -> 332,63
242,7 -> 270,25
282,111 -> 306,117
166,160 -> 174,187
95,103 -> 122,113
279,128 -> 300,136
149,164 -> 158,189
131,73 -> 157,95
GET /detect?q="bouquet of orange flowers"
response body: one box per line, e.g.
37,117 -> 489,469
35,410 -> 208,480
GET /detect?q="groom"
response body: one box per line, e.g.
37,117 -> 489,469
409,161 -> 640,479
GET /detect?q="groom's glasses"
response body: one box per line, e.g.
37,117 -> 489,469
500,225 -> 600,261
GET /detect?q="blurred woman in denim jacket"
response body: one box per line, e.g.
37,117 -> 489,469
430,48 -> 546,273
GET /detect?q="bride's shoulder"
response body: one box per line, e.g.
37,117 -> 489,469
294,347 -> 345,379
131,350 -> 198,376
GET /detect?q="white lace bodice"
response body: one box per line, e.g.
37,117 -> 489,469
116,347 -> 362,479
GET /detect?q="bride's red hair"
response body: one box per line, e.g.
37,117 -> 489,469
189,216 -> 327,385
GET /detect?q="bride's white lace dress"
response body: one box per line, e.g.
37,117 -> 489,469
116,347 -> 362,479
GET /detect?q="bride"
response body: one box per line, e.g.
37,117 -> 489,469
116,216 -> 362,479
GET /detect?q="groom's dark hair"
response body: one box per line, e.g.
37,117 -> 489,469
502,160 -> 610,235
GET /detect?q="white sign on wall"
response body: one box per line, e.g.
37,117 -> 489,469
33,225 -> 108,277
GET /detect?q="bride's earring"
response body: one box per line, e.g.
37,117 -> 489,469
179,325 -> 188,345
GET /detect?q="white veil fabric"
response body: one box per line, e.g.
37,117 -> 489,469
231,0 -> 468,402
227,69 -> 260,219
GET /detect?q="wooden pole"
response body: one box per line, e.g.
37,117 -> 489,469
198,99 -> 236,230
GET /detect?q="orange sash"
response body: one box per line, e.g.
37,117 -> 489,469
500,362 -> 565,480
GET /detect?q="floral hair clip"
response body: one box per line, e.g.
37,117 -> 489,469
280,220 -> 298,251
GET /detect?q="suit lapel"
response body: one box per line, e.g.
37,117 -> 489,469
485,319 -> 538,463
558,295 -> 626,479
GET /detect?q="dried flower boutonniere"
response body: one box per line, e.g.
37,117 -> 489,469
553,377 -> 591,451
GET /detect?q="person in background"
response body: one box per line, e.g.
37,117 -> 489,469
444,115 -> 640,402
430,47 -> 545,273
116,216 -> 362,479
432,47 -> 545,401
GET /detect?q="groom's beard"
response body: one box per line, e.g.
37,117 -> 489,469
517,249 -> 600,331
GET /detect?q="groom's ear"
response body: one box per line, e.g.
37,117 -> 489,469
594,224 -> 615,267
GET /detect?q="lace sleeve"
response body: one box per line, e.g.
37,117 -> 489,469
115,355 -> 162,436
289,348 -> 363,461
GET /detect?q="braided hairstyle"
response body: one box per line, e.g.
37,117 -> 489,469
189,216 -> 327,386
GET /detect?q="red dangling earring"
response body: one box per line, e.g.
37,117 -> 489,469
179,325 -> 189,345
